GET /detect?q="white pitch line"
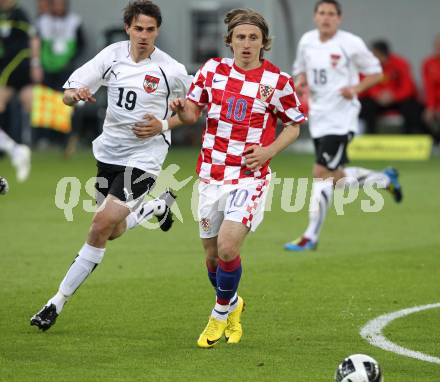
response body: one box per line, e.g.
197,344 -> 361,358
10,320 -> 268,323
360,302 -> 440,364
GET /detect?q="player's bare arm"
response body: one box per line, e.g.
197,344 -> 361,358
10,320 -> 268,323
30,36 -> 43,83
244,124 -> 300,169
292,73 -> 308,97
63,88 -> 96,106
170,97 -> 202,124
340,72 -> 383,100
295,73 -> 308,88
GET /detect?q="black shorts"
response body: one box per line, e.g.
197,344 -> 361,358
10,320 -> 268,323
313,134 -> 351,170
95,161 -> 156,205
0,59 -> 31,91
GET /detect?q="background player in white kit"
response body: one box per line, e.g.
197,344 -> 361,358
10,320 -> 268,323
30,0 -> 191,330
284,0 -> 403,251
171,9 -> 305,348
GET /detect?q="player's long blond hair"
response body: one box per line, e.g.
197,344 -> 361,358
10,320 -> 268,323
224,8 -> 272,59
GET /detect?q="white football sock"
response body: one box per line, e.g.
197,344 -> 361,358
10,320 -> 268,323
0,128 -> 17,155
211,302 -> 229,321
52,243 -> 105,314
125,198 -> 166,230
125,212 -> 138,230
47,291 -> 68,314
344,167 -> 390,188
228,292 -> 239,313
304,179 -> 334,242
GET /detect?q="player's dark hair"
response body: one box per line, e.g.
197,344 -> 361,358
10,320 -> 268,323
371,40 -> 390,57
123,0 -> 162,27
314,0 -> 342,15
224,8 -> 272,59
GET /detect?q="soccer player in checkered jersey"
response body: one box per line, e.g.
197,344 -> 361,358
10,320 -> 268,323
170,8 -> 305,348
30,0 -> 192,331
284,0 -> 403,252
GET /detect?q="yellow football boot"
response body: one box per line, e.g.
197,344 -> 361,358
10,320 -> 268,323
225,296 -> 245,344
197,316 -> 227,348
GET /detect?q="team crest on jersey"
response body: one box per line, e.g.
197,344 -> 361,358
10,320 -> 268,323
330,54 -> 341,68
200,217 -> 211,232
143,75 -> 160,93
259,84 -> 275,102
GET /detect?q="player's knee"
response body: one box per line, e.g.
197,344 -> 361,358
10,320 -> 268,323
90,214 -> 117,238
202,237 -> 218,260
217,241 -> 239,262
204,245 -> 218,259
313,164 -> 330,179
314,166 -> 343,185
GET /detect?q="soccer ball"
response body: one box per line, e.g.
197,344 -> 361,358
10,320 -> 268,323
334,354 -> 383,382
0,176 -> 9,195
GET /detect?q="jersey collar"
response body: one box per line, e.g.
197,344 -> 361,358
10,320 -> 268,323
232,59 -> 267,75
127,41 -> 157,63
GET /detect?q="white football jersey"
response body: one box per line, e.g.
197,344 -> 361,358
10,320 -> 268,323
64,41 -> 192,174
293,30 -> 382,138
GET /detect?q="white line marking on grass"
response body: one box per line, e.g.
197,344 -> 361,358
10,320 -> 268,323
360,303 -> 440,364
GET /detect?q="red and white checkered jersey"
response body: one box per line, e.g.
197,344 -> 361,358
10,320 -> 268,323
187,58 -> 305,184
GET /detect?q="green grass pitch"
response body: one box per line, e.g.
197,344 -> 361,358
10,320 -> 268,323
0,148 -> 439,381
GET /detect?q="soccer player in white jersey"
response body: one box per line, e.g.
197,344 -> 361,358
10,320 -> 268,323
30,0 -> 191,331
170,9 -> 305,348
284,0 -> 403,252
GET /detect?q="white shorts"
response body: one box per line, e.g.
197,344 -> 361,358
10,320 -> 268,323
198,176 -> 271,239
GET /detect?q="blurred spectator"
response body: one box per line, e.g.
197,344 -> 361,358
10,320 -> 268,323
360,40 -> 422,134
422,34 -> 440,144
31,0 -> 85,148
36,0 -> 50,16
36,0 -> 85,90
0,0 -> 42,142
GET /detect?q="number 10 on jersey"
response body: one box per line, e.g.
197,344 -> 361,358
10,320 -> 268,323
225,96 -> 248,122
